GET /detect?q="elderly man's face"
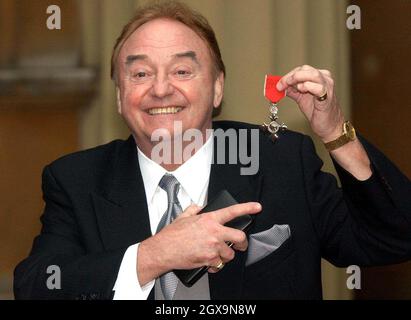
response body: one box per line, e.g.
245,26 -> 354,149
116,18 -> 224,151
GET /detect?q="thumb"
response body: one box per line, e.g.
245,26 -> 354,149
285,86 -> 300,102
177,204 -> 202,219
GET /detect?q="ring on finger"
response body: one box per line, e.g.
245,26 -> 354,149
317,90 -> 328,101
215,260 -> 225,270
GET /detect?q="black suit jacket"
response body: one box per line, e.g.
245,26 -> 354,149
14,121 -> 411,299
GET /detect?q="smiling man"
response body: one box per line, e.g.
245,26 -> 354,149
114,16 -> 224,171
14,1 -> 411,300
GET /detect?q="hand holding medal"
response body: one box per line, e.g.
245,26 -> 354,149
261,75 -> 287,141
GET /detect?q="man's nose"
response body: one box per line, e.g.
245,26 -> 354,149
151,75 -> 174,98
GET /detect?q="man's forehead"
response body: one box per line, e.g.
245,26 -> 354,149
125,51 -> 200,66
121,18 -> 208,56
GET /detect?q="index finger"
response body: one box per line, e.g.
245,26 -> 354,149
277,66 -> 300,91
210,202 -> 262,225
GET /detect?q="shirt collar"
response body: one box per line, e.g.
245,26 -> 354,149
137,134 -> 213,204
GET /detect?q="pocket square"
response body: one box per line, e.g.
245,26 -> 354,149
245,224 -> 291,267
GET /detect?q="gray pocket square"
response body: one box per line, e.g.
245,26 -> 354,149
245,224 -> 291,267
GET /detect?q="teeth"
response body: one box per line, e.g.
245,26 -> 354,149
148,106 -> 183,115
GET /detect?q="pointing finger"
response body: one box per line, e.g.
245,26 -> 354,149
210,202 -> 262,225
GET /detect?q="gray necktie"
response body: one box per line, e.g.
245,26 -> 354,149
156,174 -> 183,300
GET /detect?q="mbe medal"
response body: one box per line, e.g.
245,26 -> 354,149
261,75 -> 287,142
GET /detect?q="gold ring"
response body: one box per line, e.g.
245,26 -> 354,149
215,261 -> 225,270
317,91 -> 328,101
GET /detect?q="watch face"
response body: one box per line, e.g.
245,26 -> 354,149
345,122 -> 356,140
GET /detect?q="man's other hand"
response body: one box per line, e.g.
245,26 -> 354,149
137,202 -> 262,286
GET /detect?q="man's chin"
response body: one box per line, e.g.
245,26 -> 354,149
150,125 -> 181,138
133,118 -> 211,146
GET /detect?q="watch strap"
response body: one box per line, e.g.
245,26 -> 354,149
324,121 -> 356,151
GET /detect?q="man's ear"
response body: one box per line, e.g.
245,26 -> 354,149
116,87 -> 122,115
213,72 -> 224,108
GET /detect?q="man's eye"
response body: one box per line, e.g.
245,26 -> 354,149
133,71 -> 147,78
176,70 -> 191,76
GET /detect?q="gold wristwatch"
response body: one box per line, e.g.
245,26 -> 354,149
324,121 -> 356,151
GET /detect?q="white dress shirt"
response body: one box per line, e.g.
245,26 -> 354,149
113,135 -> 213,299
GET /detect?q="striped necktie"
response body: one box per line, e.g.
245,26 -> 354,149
156,173 -> 183,300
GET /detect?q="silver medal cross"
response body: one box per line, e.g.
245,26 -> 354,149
261,103 -> 287,141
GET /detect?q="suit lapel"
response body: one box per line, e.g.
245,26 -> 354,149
208,128 -> 263,300
92,136 -> 152,251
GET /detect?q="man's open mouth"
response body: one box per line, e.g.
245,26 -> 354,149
147,106 -> 184,115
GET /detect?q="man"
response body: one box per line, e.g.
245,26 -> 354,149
14,1 -> 411,300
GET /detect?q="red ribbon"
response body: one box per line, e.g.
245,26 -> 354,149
264,75 -> 285,103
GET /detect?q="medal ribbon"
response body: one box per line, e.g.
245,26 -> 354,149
264,75 -> 285,103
